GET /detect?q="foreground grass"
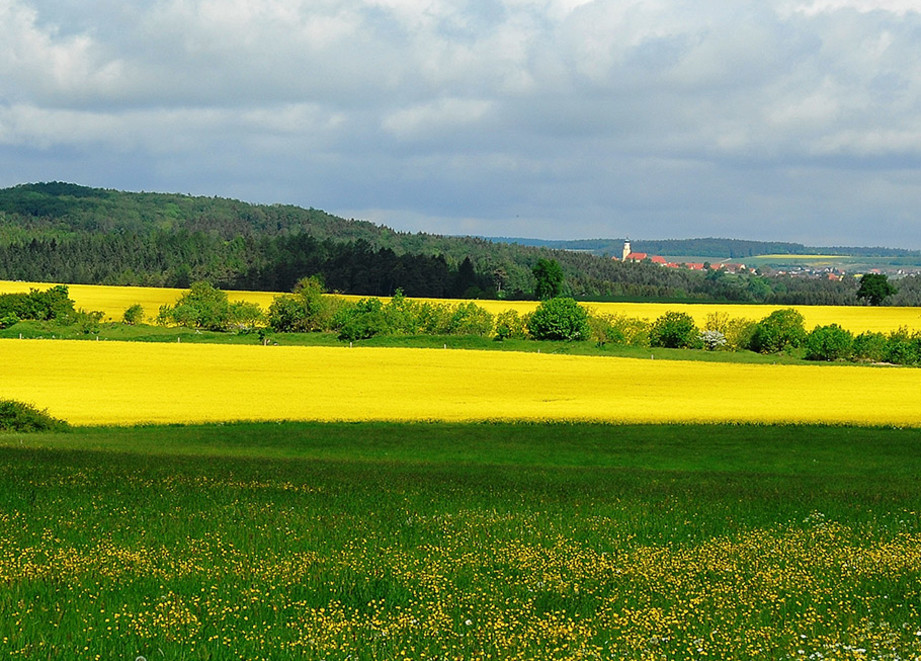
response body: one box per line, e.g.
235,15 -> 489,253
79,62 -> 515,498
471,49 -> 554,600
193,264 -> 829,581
1,422 -> 920,659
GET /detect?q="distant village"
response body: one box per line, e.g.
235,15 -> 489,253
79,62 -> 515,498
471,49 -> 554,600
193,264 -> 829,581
614,241 -> 921,280
614,240 -> 749,273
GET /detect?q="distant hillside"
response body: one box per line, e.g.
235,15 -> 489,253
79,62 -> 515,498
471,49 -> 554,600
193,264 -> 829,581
2,182 -> 920,305
488,236 -> 920,259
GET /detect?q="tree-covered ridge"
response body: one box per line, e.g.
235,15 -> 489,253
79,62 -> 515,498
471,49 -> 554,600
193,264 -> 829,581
2,182 -> 921,305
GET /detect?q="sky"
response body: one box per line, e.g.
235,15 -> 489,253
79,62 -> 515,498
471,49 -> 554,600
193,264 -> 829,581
3,0 -> 921,247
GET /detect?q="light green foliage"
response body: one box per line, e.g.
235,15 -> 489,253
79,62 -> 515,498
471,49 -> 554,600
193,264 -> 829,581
332,293 -> 495,342
158,281 -> 265,331
122,303 -> 144,325
587,313 -> 651,347
383,290 -> 423,335
0,313 -> 19,329
650,311 -> 701,349
335,297 -> 390,342
442,302 -> 494,336
749,308 -> 807,353
527,297 -> 589,341
494,310 -> 527,341
704,312 -> 756,350
804,324 -> 854,361
588,314 -> 626,346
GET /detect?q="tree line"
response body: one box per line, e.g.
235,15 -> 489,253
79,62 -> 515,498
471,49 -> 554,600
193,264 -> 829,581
9,282 -> 921,367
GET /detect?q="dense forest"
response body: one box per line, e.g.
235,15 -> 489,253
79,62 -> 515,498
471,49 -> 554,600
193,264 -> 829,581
2,182 -> 920,305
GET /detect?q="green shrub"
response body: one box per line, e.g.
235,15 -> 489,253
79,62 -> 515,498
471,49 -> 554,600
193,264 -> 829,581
159,281 -> 265,331
0,313 -> 20,329
122,303 -> 144,325
852,331 -> 888,363
885,327 -> 921,366
527,297 -> 589,341
804,324 -> 853,361
0,399 -> 69,432
0,285 -> 75,321
749,309 -> 806,353
444,302 -> 494,336
588,314 -> 626,347
335,298 -> 391,341
268,276 -> 341,333
705,312 -> 757,351
649,311 -> 701,349
58,309 -> 105,334
494,310 -> 527,341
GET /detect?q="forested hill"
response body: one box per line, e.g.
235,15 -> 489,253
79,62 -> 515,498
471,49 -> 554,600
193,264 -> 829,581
1,182 -> 920,305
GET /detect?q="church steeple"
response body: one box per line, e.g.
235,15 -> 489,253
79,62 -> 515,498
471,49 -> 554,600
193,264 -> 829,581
622,239 -> 631,262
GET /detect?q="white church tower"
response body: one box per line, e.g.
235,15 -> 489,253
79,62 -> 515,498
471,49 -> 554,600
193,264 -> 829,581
622,240 -> 631,261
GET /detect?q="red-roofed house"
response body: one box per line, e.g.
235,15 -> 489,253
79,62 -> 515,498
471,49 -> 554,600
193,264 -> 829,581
650,255 -> 667,265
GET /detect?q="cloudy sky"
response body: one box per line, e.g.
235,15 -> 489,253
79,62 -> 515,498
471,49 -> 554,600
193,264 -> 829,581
3,0 -> 921,247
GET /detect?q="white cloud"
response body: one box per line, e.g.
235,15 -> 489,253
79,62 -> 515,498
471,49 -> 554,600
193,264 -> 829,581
3,0 -> 921,246
789,0 -> 921,16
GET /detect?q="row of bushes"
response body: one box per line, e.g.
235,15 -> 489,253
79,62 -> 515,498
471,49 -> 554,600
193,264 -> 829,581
268,279 -> 593,342
147,280 -> 921,365
592,307 -> 921,365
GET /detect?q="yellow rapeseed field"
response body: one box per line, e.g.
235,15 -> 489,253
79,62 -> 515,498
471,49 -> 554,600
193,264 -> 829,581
0,280 -> 278,322
3,279 -> 921,333
2,339 -> 920,426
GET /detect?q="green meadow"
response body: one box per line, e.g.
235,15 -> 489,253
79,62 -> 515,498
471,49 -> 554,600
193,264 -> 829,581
1,422 -> 920,659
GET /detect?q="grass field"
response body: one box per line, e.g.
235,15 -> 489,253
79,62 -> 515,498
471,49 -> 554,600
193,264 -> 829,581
3,338 -> 921,427
1,422 -> 920,659
3,280 -> 921,333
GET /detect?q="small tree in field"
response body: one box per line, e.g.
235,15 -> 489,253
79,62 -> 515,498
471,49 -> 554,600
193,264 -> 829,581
123,303 -> 144,325
649,311 -> 700,349
527,297 -> 589,341
804,324 -> 853,361
158,281 -> 264,331
268,275 -> 339,332
749,308 -> 806,353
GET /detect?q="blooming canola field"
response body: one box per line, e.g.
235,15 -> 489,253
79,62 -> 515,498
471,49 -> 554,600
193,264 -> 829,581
3,280 -> 921,334
3,339 -> 920,427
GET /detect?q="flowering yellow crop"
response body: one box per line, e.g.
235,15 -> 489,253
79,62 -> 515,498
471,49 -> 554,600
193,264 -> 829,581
0,280 -> 276,322
3,279 -> 921,333
2,339 -> 920,426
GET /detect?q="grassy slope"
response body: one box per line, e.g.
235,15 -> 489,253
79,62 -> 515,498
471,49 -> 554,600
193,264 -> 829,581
1,423 -> 920,658
6,421 -> 920,476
